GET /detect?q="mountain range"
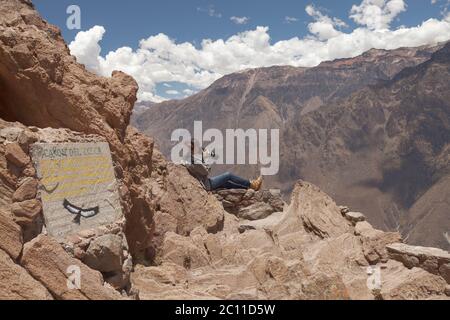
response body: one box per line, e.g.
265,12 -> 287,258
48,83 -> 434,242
133,42 -> 450,250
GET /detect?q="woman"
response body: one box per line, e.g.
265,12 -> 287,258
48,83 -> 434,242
184,139 -> 263,192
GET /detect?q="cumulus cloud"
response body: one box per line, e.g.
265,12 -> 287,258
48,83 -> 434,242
69,1 -> 450,102
68,25 -> 105,74
306,5 -> 348,40
230,16 -> 250,25
166,90 -> 179,95
350,0 -> 407,30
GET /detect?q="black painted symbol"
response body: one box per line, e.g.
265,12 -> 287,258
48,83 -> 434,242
63,199 -> 99,224
41,182 -> 60,194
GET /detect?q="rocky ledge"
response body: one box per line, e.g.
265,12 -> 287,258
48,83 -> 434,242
387,243 -> 450,283
213,188 -> 285,220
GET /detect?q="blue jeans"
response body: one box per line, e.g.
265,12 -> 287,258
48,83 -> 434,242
209,172 -> 251,190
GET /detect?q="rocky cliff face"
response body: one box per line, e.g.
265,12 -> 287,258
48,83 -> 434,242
133,38 -> 449,251
132,181 -> 449,300
0,0 -> 449,300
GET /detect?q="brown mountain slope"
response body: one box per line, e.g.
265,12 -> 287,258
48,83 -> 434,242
133,44 -> 442,152
133,43 -> 449,250
281,43 -> 450,250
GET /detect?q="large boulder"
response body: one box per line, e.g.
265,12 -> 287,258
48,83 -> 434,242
238,202 -> 276,221
0,209 -> 22,260
0,249 -> 53,300
214,188 -> 285,215
12,177 -> 37,202
5,143 -> 30,168
387,243 -> 450,283
149,159 -> 225,259
21,235 -> 122,300
380,260 -> 448,300
275,180 -> 351,239
83,234 -> 124,273
355,221 -> 402,264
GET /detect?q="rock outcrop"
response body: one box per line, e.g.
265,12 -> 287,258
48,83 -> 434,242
21,235 -> 122,300
386,243 -> 450,283
0,0 -> 154,258
214,188 -> 285,220
132,181 -> 450,300
0,248 -> 53,300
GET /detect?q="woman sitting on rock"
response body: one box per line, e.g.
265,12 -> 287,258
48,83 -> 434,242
183,139 -> 263,192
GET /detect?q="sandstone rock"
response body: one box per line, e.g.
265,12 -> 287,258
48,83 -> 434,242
355,222 -> 402,264
380,260 -> 448,300
0,249 -> 53,300
445,285 -> 450,296
11,199 -> 42,225
238,202 -> 275,221
12,177 -> 38,202
387,243 -> 450,283
21,235 -> 122,300
77,229 -> 96,239
83,234 -> 124,273
161,232 -> 210,269
280,180 -> 351,238
214,188 -> 285,215
241,211 -> 286,232
17,129 -> 38,150
0,127 -> 23,142
386,243 -> 450,261
344,211 -> 366,224
0,209 -> 23,260
5,143 -> 29,168
150,163 -> 225,257
300,272 -> 350,300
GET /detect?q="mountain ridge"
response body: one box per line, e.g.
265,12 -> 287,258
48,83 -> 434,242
133,42 -> 450,250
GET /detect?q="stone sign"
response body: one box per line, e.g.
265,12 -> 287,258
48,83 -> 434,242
31,142 -> 123,240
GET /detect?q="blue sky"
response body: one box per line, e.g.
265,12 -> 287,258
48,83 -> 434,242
34,0 -> 450,101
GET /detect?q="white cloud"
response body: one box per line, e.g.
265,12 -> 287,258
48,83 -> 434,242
284,16 -> 299,24
68,25 -> 105,74
183,89 -> 195,95
197,5 -> 222,18
166,90 -> 180,95
69,1 -> 450,102
350,0 -> 407,30
305,5 -> 348,40
230,16 -> 250,25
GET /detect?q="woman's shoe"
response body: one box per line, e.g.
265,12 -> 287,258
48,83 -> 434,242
250,176 -> 263,191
